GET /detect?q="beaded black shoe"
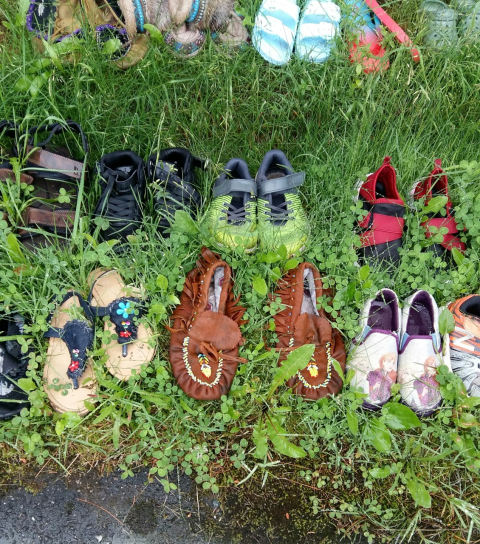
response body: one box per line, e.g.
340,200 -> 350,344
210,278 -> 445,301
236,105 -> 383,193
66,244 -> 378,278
147,148 -> 204,238
93,150 -> 146,244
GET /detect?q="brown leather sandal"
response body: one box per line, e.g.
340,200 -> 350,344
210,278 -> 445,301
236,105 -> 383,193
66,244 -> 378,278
272,262 -> 346,400
15,121 -> 89,250
168,247 -> 247,400
88,268 -> 155,380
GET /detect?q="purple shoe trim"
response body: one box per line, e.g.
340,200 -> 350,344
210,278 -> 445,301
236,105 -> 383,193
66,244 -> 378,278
96,26 -> 131,59
362,399 -> 387,411
56,28 -> 84,43
26,0 -> 48,38
402,398 -> 442,417
362,328 -> 400,347
96,24 -> 128,35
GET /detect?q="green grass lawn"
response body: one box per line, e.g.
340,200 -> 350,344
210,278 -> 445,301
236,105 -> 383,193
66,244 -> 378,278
1,0 -> 480,542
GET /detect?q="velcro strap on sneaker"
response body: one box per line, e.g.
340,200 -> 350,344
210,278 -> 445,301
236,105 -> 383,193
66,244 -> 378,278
0,169 -> 33,185
258,172 -> 305,197
422,216 -> 459,236
21,207 -> 75,230
26,145 -> 84,180
213,178 -> 257,197
359,204 -> 405,247
422,216 -> 466,251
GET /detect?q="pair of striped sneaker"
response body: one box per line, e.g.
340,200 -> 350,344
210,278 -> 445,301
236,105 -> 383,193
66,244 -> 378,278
205,150 -> 308,256
252,0 -> 341,65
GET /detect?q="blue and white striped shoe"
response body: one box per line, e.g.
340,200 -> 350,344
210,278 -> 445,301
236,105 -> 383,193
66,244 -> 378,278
252,0 -> 300,66
295,0 -> 341,63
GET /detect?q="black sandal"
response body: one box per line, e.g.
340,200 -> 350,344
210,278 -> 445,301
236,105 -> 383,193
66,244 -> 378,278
147,148 -> 204,238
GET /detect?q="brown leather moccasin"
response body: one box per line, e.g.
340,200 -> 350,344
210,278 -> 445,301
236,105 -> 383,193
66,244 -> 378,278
168,247 -> 247,400
272,262 -> 346,400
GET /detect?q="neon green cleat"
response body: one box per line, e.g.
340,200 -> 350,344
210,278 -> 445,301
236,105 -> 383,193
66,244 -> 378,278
256,150 -> 309,256
206,158 -> 258,252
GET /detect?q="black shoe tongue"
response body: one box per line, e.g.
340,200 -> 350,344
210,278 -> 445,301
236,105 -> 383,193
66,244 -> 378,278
112,167 -> 136,193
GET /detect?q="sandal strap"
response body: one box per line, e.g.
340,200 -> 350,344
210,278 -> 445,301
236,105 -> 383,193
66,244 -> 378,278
0,120 -> 20,138
0,168 -> 34,185
45,291 -> 94,328
24,145 -> 85,181
20,207 -> 75,231
44,291 -> 94,390
91,296 -> 144,346
28,121 -> 89,155
258,172 -> 305,197
213,178 -> 257,197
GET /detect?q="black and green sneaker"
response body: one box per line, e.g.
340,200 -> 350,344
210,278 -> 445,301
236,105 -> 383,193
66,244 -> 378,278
256,150 -> 308,256
206,158 -> 258,252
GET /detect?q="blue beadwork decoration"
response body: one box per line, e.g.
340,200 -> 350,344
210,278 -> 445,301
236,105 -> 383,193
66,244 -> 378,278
132,0 -> 145,32
186,0 -> 200,23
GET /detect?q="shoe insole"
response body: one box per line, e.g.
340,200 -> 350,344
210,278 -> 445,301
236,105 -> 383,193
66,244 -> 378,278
300,269 -> 318,316
207,267 -> 225,313
367,300 -> 393,331
375,181 -> 386,199
406,301 -> 433,336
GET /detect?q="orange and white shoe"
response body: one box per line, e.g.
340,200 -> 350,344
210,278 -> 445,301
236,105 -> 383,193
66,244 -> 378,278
448,295 -> 480,397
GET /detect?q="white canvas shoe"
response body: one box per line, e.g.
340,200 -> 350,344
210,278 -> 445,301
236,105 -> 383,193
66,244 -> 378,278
348,289 -> 401,410
398,290 -> 446,416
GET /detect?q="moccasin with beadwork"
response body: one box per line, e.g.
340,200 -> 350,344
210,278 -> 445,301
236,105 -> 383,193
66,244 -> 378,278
168,247 -> 247,400
271,262 -> 346,400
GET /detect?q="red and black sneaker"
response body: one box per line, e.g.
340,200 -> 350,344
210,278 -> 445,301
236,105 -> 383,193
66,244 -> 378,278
356,156 -> 405,265
411,159 -> 466,258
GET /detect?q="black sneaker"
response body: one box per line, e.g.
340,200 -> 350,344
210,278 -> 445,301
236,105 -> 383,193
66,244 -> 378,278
146,148 -> 204,238
0,314 -> 30,421
93,150 -> 146,243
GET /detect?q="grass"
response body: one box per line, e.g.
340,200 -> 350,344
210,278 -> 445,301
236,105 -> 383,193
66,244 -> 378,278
1,0 -> 480,542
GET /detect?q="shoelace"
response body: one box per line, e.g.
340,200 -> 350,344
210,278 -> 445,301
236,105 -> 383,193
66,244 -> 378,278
156,178 -> 199,219
97,168 -> 140,224
265,199 -> 292,222
223,201 -> 250,223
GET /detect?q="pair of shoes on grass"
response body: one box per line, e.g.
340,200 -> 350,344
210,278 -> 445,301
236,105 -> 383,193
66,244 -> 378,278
252,0 -> 341,65
0,314 -> 30,421
168,248 -> 345,401
348,289 -> 450,416
420,0 -> 480,49
206,150 -> 309,256
356,156 -> 466,267
93,147 -> 205,244
0,120 -> 88,251
25,0 -> 149,69
43,268 -> 155,416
